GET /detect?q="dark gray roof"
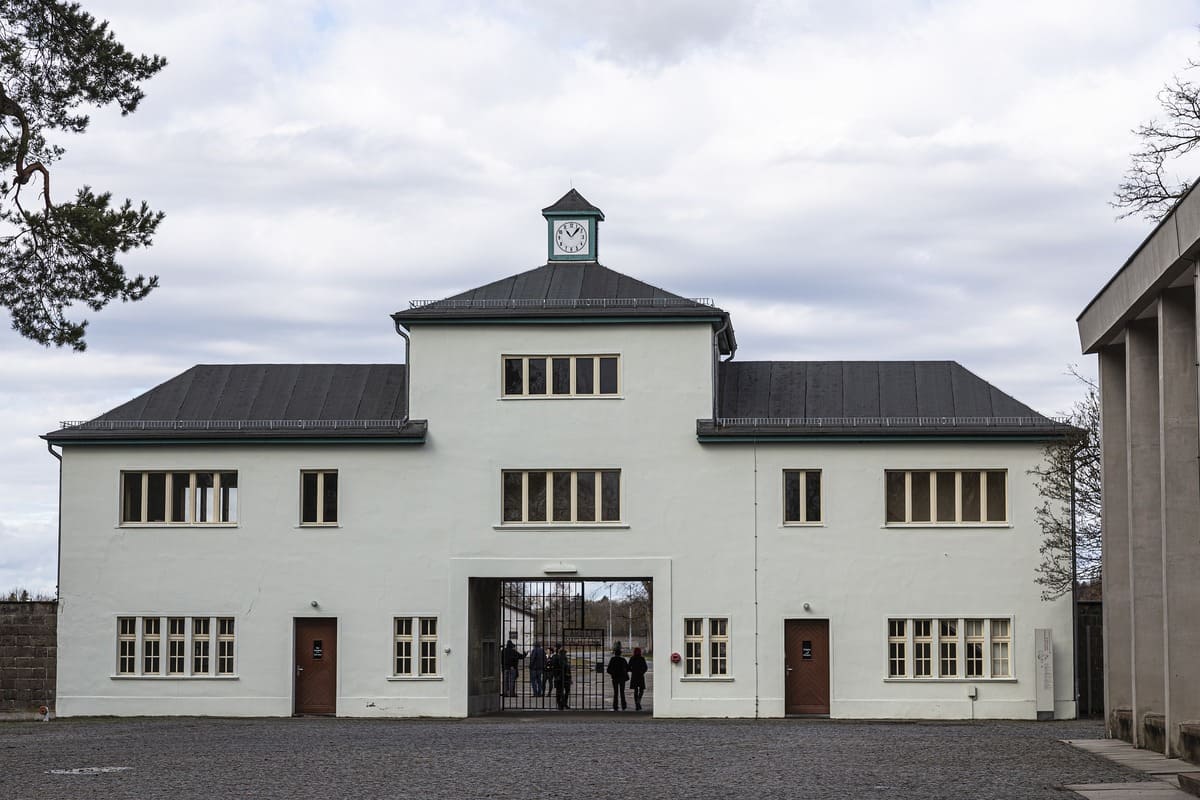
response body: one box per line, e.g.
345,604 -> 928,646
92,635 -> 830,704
542,189 -> 604,218
394,261 -> 736,354
44,364 -> 426,443
698,361 -> 1075,439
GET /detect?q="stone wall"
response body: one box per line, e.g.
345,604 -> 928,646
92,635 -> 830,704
0,601 -> 57,715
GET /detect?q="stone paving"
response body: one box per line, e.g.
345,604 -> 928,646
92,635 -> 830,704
0,716 -> 1156,799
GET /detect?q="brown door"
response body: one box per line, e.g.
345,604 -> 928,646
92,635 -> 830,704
784,619 -> 830,715
294,618 -> 337,715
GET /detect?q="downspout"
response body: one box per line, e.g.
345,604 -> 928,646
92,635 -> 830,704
392,320 -> 412,425
46,442 -> 62,602
712,319 -> 730,426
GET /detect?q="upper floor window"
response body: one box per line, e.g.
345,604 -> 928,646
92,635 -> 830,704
300,470 -> 338,525
783,470 -> 822,524
502,469 -> 621,524
503,355 -> 620,397
121,471 -> 237,525
884,470 -> 1007,525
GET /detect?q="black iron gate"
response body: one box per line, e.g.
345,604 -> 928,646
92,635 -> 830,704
499,580 -> 607,711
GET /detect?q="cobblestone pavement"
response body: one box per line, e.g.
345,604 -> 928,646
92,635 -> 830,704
0,716 -> 1152,799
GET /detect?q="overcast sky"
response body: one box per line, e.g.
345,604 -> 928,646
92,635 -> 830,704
2,0 -> 1197,594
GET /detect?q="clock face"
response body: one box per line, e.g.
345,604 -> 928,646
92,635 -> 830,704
554,220 -> 588,255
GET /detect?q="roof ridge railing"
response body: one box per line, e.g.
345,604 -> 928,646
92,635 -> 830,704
713,416 -> 1072,427
58,419 -> 409,431
407,297 -> 714,310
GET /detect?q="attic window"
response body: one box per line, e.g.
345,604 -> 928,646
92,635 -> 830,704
502,355 -> 620,397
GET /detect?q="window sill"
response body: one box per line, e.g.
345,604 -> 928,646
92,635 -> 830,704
116,524 -> 239,530
883,677 -> 1016,683
499,395 -> 624,401
780,522 -> 825,528
296,524 -> 342,530
111,674 -> 239,680
386,675 -> 444,682
679,676 -> 735,682
495,523 -> 630,531
881,523 -> 1012,530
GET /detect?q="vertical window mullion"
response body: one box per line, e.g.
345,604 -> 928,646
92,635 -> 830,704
980,474 -> 988,524
315,472 -> 325,523
570,471 -> 577,522
955,471 -> 962,523
569,357 -> 576,396
521,471 -> 528,523
140,473 -> 149,523
904,471 -> 911,523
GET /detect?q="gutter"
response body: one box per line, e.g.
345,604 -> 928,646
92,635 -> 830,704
392,320 -> 412,424
46,443 -> 62,601
711,319 -> 730,425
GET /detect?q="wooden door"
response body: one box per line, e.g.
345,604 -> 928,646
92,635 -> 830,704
294,618 -> 337,715
784,619 -> 830,715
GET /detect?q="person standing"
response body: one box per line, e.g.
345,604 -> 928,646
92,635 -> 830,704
628,646 -> 648,711
606,643 -> 629,711
529,641 -> 546,698
501,640 -> 524,698
553,645 -> 572,710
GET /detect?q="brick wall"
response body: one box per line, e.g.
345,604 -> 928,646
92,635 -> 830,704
0,601 -> 57,714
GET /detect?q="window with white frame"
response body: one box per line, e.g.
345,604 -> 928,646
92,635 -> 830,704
884,470 -> 1007,524
394,616 -> 439,677
683,616 -> 730,678
503,355 -> 620,397
114,616 -> 235,677
783,470 -> 822,524
502,469 -> 621,524
300,470 -> 338,525
887,617 -> 1014,679
120,471 -> 238,525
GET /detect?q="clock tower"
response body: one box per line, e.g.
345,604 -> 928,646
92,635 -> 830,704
542,189 -> 604,262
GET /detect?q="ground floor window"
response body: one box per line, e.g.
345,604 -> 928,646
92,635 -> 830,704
683,616 -> 730,677
394,616 -> 439,677
115,616 -> 235,677
887,617 -> 1012,679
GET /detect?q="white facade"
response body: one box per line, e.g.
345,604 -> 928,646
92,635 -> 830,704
52,318 -> 1075,719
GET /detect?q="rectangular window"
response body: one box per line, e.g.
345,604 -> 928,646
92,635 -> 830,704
394,616 -> 440,677
168,617 -> 186,675
501,355 -> 620,397
913,618 -> 932,677
684,616 -> 730,678
501,470 -> 621,524
991,618 -> 1011,677
120,471 -> 238,525
783,470 -> 822,524
193,617 -> 210,675
883,470 -> 1007,524
887,619 -> 906,677
939,619 -> 958,678
216,618 -> 235,675
300,470 -> 339,525
142,616 -> 161,675
965,619 -> 984,678
118,617 -> 137,675
887,617 -> 1013,679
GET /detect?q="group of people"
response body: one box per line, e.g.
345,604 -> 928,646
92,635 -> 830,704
502,640 -> 576,710
500,640 -> 648,711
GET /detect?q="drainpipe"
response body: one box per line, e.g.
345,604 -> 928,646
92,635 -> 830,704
392,320 -> 412,425
712,319 -> 730,426
46,443 -> 62,601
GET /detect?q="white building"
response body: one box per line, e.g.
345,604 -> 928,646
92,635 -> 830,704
45,191 -> 1077,719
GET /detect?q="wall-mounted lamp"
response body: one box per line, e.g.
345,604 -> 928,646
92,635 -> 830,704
803,602 -> 811,611
310,600 -> 319,608
543,563 -> 578,575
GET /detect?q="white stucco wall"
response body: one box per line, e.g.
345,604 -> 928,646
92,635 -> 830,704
54,321 -> 1073,719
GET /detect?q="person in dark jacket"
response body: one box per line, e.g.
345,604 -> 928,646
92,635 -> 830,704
606,643 -> 629,711
628,646 -> 648,711
501,640 -> 524,698
529,641 -> 546,697
553,645 -> 572,710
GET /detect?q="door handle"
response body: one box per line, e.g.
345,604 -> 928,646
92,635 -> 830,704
296,666 -> 304,676
786,665 -> 793,674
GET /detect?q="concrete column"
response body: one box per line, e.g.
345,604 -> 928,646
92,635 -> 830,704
1159,286 -> 1200,757
1126,321 -> 1165,748
1099,344 -> 1132,739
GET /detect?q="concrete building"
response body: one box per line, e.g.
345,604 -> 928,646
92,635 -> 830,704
1077,183 -> 1200,760
45,191 -> 1077,719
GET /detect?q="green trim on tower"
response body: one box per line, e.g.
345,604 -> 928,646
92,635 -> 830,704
546,216 -> 599,262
